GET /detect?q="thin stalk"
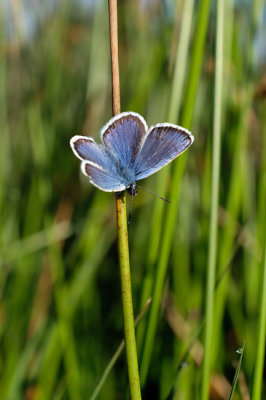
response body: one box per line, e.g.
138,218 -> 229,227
228,343 -> 245,400
201,1 -> 224,399
108,1 -> 142,399
108,0 -> 120,117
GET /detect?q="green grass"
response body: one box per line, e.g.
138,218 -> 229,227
201,1 -> 224,398
0,1 -> 265,399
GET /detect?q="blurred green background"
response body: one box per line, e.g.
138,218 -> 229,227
0,0 -> 266,399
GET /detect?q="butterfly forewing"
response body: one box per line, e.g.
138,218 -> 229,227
101,112 -> 147,169
134,124 -> 194,180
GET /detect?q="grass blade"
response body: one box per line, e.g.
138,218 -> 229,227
201,1 -> 224,398
228,343 -> 245,400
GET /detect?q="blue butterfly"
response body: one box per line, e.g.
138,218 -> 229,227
70,112 -> 194,196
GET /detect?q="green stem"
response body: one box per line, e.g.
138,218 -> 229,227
108,1 -> 142,398
116,193 -> 142,400
201,1 -> 224,398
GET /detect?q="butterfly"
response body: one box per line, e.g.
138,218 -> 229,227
70,112 -> 194,196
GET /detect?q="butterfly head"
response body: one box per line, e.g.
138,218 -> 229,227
127,183 -> 138,197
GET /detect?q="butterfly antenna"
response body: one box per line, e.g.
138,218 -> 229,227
136,185 -> 171,203
128,190 -> 134,224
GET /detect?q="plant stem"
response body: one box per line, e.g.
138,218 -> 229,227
252,117 -> 266,400
201,1 -> 224,399
108,1 -> 142,399
108,0 -> 120,116
115,193 -> 142,399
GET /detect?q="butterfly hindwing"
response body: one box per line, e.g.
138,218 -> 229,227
71,135 -> 127,191
134,124 -> 194,180
70,135 -> 116,171
81,162 -> 126,192
101,112 -> 147,169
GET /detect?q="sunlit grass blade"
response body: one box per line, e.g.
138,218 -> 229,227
213,92 -> 252,355
168,0 -> 195,124
201,1 -> 224,398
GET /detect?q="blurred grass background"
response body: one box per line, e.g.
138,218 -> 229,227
0,0 -> 266,399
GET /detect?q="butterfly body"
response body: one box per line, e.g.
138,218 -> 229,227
70,112 -> 194,193
126,183 -> 138,197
